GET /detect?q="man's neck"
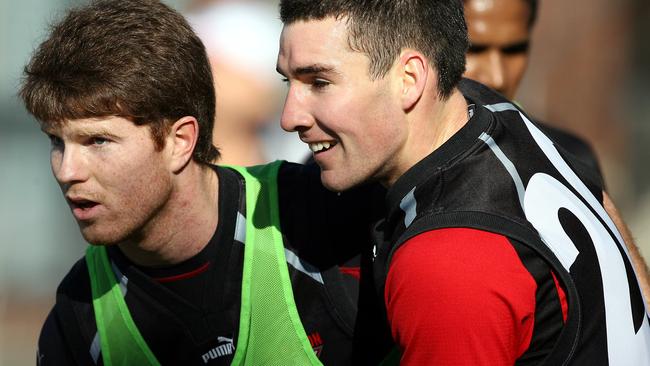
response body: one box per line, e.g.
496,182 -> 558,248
384,88 -> 469,187
118,164 -> 220,267
425,89 -> 470,153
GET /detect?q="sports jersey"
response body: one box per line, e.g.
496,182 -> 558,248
37,162 -> 381,365
372,78 -> 650,365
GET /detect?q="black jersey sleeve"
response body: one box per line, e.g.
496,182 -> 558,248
277,161 -> 385,263
38,258 -> 98,366
37,307 -> 78,366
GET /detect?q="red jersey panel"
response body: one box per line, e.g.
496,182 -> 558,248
385,228 -> 537,366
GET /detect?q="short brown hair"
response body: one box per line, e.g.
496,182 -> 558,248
20,0 -> 219,163
280,0 -> 468,99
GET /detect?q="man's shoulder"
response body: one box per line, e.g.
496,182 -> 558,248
277,160 -> 325,191
396,228 -> 519,266
388,227 -> 543,319
38,254 -> 96,365
53,254 -> 94,332
56,255 -> 91,302
218,160 -> 327,196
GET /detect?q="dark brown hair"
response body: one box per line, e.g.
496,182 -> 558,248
20,0 -> 219,163
279,0 -> 468,99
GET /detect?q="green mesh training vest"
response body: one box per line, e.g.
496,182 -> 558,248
86,161 -> 323,366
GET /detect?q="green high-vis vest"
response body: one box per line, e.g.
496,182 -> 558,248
86,161 -> 323,366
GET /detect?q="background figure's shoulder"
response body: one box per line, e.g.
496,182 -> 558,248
535,122 -> 605,189
458,78 -> 512,106
458,78 -> 605,196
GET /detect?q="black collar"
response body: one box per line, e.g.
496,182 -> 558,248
385,100 -> 493,218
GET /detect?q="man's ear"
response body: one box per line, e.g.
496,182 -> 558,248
168,116 -> 199,173
399,50 -> 428,111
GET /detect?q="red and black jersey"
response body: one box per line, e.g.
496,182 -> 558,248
372,79 -> 650,365
37,162 -> 383,366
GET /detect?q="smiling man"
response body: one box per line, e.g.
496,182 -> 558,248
277,0 -> 650,364
22,1 -> 379,365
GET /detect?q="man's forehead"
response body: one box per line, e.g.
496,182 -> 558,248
280,18 -> 350,52
278,18 -> 357,73
466,0 -> 531,40
39,116 -> 130,134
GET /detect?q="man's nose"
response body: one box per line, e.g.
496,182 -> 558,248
485,50 -> 506,94
52,144 -> 89,186
280,85 -> 314,133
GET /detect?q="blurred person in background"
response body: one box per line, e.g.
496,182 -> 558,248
462,0 -> 650,301
22,0 -> 377,364
463,0 -> 603,178
187,0 -> 308,165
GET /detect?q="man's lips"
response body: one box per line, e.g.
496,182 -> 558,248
67,197 -> 101,221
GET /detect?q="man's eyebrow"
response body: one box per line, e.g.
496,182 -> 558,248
295,64 -> 336,76
468,40 -> 530,53
502,40 -> 530,54
76,128 -> 120,139
277,64 -> 339,77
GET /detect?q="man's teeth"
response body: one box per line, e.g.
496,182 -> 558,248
309,141 -> 333,152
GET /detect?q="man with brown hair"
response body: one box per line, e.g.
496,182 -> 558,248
23,0 -> 376,364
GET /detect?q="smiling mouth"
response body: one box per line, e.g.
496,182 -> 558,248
308,141 -> 337,153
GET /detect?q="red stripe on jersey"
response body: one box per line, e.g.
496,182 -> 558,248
385,228 -> 537,366
339,266 -> 361,280
308,332 -> 323,347
153,261 -> 211,283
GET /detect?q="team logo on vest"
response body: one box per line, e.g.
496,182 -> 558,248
307,332 -> 324,358
201,336 -> 235,364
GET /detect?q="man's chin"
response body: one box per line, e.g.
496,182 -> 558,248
79,225 -> 125,246
320,170 -> 358,193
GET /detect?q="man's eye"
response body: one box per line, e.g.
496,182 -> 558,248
312,79 -> 330,89
91,137 -> 110,146
502,42 -> 529,55
467,45 -> 487,54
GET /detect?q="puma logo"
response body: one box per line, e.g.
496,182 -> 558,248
201,337 -> 235,364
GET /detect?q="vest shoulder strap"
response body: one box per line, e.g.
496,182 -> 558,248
228,161 -> 322,366
86,245 -> 160,366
